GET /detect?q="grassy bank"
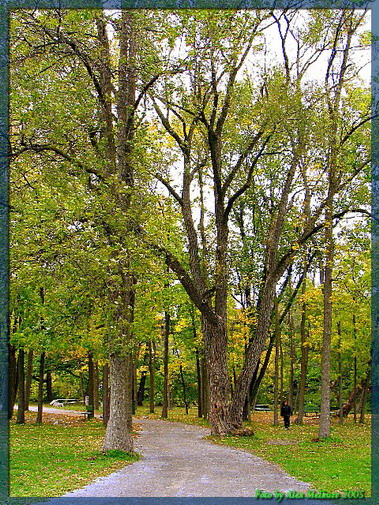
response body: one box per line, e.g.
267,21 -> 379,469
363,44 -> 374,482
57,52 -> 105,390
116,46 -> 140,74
136,405 -> 371,496
10,411 -> 139,497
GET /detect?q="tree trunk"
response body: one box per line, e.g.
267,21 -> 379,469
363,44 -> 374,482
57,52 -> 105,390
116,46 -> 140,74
353,313 -> 357,423
137,371 -> 146,406
178,363 -> 189,414
36,352 -> 45,424
162,311 -> 170,419
359,366 -> 371,424
203,317 -> 232,434
94,361 -> 100,410
24,349 -> 33,411
16,348 -> 25,424
196,348 -> 203,418
102,363 -> 110,426
296,279 -> 309,425
337,321 -> 344,424
148,341 -> 155,414
103,355 -> 133,452
87,352 -> 95,419
46,370 -> 53,403
273,298 -> 279,426
288,309 -> 295,410
8,344 -> 18,419
201,356 -> 209,420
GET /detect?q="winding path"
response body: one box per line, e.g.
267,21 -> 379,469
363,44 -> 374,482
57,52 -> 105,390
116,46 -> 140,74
62,418 -> 311,497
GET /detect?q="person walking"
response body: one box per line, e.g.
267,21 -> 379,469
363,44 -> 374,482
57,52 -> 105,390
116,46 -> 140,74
280,400 -> 292,429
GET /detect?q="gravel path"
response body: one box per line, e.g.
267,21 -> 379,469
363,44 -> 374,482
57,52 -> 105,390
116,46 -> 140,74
62,418 -> 311,498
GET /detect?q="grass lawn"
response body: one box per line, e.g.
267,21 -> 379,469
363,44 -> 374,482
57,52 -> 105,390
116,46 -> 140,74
10,411 -> 139,497
136,405 -> 371,496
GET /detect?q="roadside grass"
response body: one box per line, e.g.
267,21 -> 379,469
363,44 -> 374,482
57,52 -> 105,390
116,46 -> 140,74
10,411 -> 139,497
135,405 -> 371,496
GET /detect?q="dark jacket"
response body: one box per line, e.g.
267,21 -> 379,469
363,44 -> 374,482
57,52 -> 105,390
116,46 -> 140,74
280,404 -> 292,417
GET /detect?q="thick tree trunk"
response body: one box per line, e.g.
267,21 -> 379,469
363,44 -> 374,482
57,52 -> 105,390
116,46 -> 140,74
148,341 -> 155,414
162,311 -> 170,419
203,317 -> 232,435
16,349 -> 25,424
24,349 -> 33,411
103,355 -> 133,452
36,351 -> 45,424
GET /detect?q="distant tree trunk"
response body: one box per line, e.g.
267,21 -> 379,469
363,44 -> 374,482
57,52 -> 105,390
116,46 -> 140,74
162,311 -> 170,419
87,352 -> 95,419
148,341 -> 155,414
359,365 -> 371,424
201,356 -> 209,420
296,278 -> 309,425
103,355 -> 133,452
46,371 -> 53,403
337,321 -> 344,424
16,348 -> 25,424
94,361 -> 99,410
80,371 -> 85,403
131,355 -> 137,416
178,362 -> 189,414
288,309 -> 295,410
8,344 -> 18,419
137,371 -> 147,406
196,348 -> 203,418
353,313 -> 357,423
24,349 -> 33,411
102,363 -> 110,426
273,298 -> 279,426
36,351 -> 45,424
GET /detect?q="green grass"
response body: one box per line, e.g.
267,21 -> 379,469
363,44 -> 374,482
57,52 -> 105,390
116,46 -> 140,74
136,405 -> 371,496
10,413 -> 139,497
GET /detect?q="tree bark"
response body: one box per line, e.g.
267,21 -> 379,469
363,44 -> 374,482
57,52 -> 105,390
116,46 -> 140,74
36,351 -> 45,424
24,349 -> 33,411
296,279 -> 309,425
273,298 -> 279,426
94,361 -> 100,410
102,363 -> 110,426
137,371 -> 146,406
46,370 -> 53,403
16,348 -> 25,424
8,344 -> 18,419
196,348 -> 203,418
148,341 -> 155,414
103,355 -> 133,452
87,352 -> 95,419
162,311 -> 170,419
359,366 -> 371,424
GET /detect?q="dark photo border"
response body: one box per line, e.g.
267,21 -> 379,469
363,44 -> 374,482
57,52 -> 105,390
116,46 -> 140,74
0,0 -> 377,504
